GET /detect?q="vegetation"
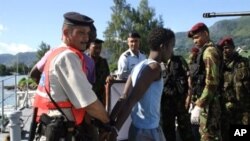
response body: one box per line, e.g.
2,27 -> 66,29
18,77 -> 37,90
32,41 -> 50,67
2,0 -> 250,86
1,42 -> 50,91
175,16 -> 250,57
0,63 -> 29,76
0,41 -> 50,76
103,0 -> 163,72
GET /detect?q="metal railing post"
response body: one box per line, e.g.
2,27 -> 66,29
7,110 -> 22,141
15,75 -> 18,110
1,81 -> 4,132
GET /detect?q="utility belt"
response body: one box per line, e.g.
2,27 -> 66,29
191,74 -> 205,97
36,113 -> 90,141
36,113 -> 74,141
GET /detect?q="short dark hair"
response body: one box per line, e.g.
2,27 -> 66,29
147,27 -> 175,51
90,38 -> 104,44
128,31 -> 141,38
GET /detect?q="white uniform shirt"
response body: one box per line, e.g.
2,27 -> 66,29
47,48 -> 97,120
117,49 -> 146,79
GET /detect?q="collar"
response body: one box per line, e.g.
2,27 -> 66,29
128,49 -> 140,57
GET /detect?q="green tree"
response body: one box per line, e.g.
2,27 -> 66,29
133,0 -> 164,53
103,0 -> 163,72
35,41 -> 51,63
0,64 -> 7,75
103,0 -> 133,70
10,62 -> 29,74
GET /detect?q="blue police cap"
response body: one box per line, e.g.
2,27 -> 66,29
63,12 -> 94,26
94,38 -> 104,44
128,31 -> 141,38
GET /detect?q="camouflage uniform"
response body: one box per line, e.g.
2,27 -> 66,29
221,52 -> 250,141
161,55 -> 194,141
92,56 -> 110,104
190,41 -> 222,141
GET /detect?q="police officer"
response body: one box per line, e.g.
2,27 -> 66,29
32,12 -> 110,141
218,37 -> 250,141
116,31 -> 146,80
188,22 -> 222,141
161,53 -> 194,141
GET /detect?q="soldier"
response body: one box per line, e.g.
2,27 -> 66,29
188,22 -> 222,141
161,53 -> 194,141
88,38 -> 110,104
217,37 -> 250,141
116,31 -> 146,80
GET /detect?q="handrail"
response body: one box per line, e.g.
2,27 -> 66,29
0,75 -> 17,82
0,94 -> 15,105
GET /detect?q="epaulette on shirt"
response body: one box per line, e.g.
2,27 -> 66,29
124,51 -> 131,57
140,50 -> 145,54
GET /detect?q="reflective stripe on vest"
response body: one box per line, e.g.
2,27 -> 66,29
33,46 -> 87,125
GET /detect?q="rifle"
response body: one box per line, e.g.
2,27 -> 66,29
203,11 -> 250,18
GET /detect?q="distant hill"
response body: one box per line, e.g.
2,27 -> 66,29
175,16 -> 250,56
1,16 -> 250,66
0,52 -> 36,67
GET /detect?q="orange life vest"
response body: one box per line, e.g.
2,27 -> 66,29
33,46 -> 87,125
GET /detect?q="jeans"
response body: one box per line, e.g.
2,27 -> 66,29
128,124 -> 166,141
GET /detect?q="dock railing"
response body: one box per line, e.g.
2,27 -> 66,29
0,75 -> 35,133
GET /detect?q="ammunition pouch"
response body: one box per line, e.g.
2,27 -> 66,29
192,74 -> 205,98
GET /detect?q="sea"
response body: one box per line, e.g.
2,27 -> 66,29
0,75 -> 27,107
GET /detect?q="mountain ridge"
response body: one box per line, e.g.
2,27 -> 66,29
1,16 -> 250,66
0,52 -> 36,67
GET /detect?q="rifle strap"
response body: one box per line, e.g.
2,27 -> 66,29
44,87 -> 70,122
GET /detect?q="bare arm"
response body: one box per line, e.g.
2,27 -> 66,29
110,75 -> 133,122
85,99 -> 110,124
29,65 -> 41,84
114,62 -> 161,130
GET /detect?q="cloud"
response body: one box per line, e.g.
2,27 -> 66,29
0,24 -> 7,35
0,42 -> 36,55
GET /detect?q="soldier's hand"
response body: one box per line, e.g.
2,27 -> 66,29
190,106 -> 201,125
188,103 -> 194,113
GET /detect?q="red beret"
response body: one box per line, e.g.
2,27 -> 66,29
217,37 -> 235,48
188,22 -> 209,38
191,47 -> 199,53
